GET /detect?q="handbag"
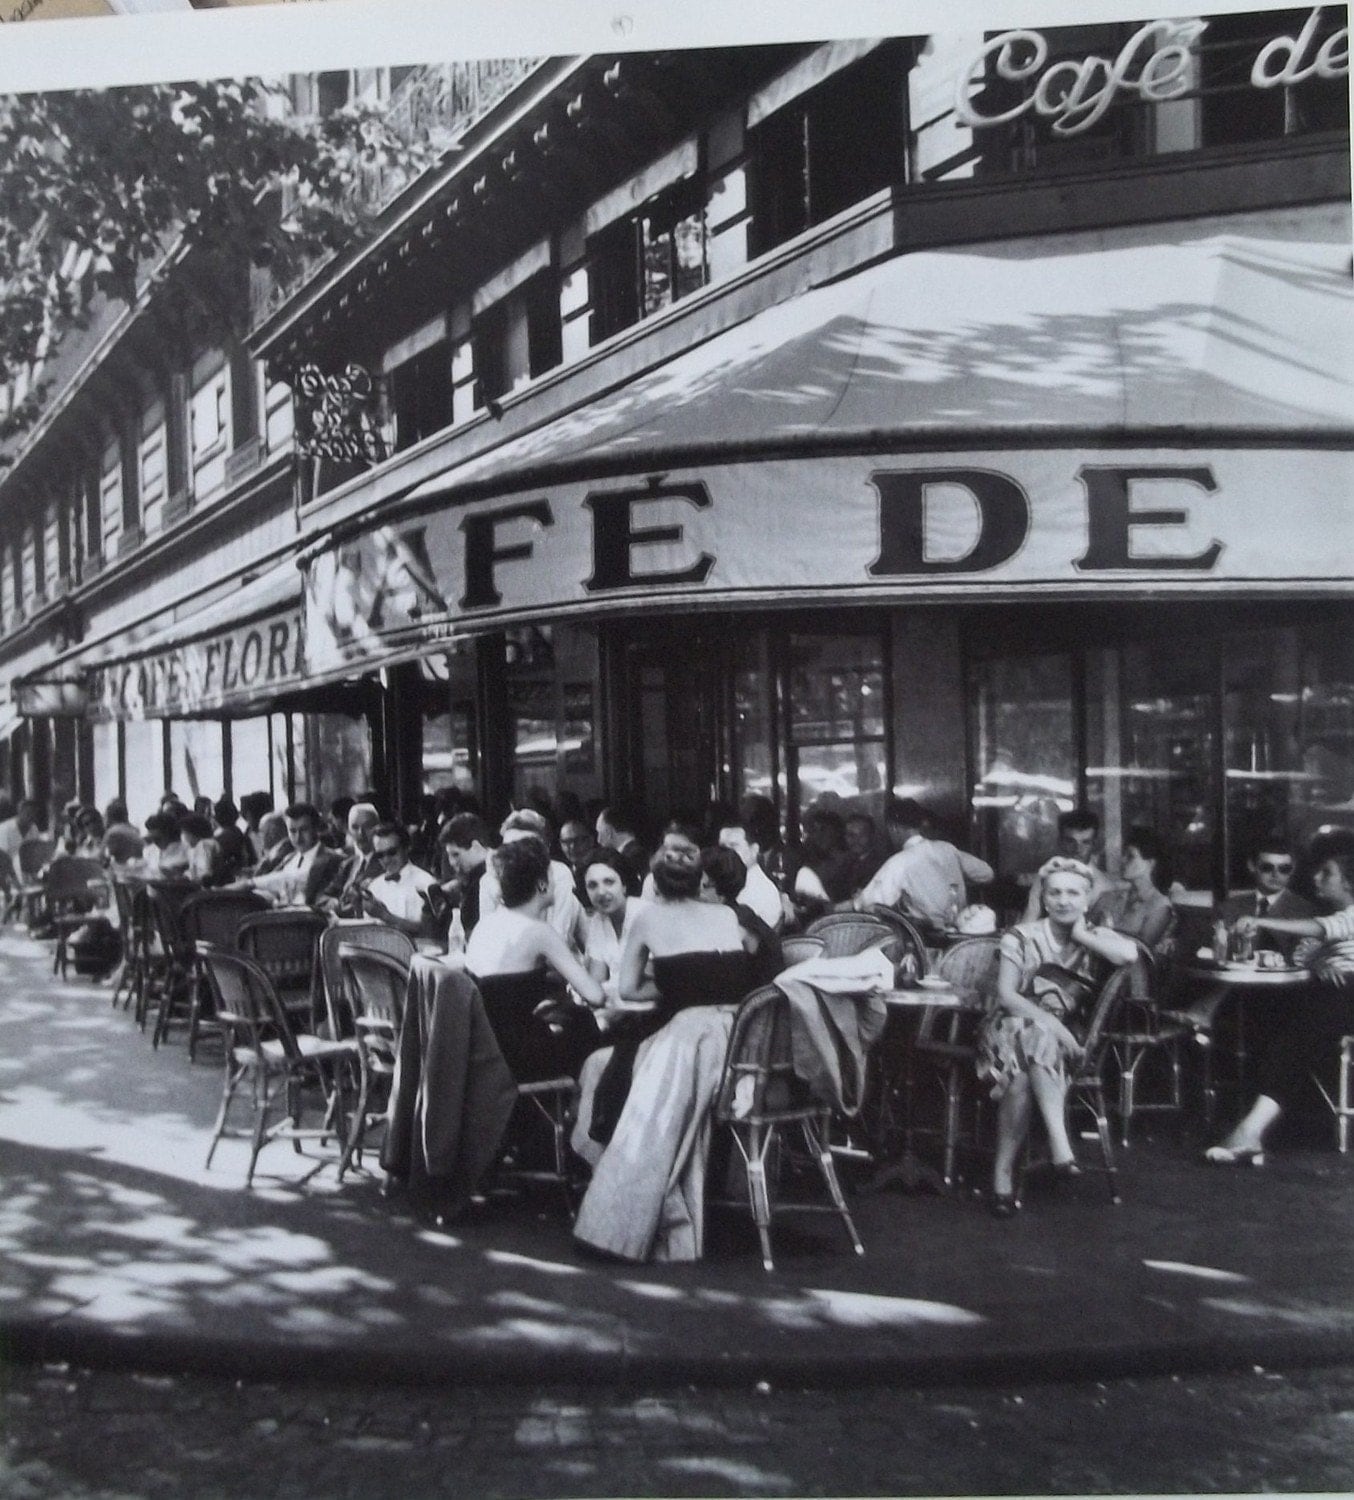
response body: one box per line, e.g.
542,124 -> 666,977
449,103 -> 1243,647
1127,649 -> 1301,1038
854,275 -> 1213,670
1028,961 -> 1096,1017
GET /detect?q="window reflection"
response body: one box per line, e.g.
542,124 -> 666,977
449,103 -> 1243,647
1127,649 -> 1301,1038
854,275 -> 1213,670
787,632 -> 886,817
970,654 -> 1075,879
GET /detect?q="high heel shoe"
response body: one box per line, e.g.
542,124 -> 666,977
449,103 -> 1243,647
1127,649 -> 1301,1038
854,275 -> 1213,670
1203,1143 -> 1266,1167
1051,1159 -> 1081,1179
989,1192 -> 1020,1219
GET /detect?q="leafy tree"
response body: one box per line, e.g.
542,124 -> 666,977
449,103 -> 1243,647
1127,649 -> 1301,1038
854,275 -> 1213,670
0,77 -> 432,441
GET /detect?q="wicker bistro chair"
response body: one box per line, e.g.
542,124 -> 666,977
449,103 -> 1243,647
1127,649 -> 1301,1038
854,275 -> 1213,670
197,944 -> 360,1187
236,909 -> 329,1031
1018,962 -> 1137,1205
109,875 -> 149,1015
1313,1035 -> 1354,1154
317,921 -> 417,1039
712,981 -> 866,1272
1102,942 -> 1196,1146
778,934 -> 826,970
178,889 -> 270,1061
44,857 -> 110,978
12,838 -> 57,927
905,936 -> 1003,1187
805,911 -> 899,959
145,881 -> 201,1049
335,946 -> 411,1178
473,970 -> 587,1195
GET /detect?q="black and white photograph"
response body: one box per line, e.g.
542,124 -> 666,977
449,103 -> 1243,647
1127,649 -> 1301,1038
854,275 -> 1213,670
0,0 -> 1351,1494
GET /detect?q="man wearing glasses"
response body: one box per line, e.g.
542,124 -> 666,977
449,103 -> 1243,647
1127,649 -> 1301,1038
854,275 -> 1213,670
356,822 -> 438,938
1216,842 -> 1315,960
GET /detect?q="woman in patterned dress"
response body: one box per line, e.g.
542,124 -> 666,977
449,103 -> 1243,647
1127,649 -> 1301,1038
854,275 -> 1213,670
979,858 -> 1137,1217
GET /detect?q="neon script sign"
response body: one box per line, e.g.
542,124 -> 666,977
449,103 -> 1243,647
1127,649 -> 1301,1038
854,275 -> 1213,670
956,8 -> 1350,137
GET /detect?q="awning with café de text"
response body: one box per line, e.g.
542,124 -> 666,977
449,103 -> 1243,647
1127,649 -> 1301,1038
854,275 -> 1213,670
301,216 -> 1354,680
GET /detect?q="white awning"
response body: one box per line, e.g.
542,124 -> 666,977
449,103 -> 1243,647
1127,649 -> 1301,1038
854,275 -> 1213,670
302,216 -> 1354,676
405,220 -> 1354,505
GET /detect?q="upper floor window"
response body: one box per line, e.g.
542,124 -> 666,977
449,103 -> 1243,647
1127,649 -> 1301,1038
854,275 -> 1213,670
389,339 -> 451,452
588,179 -> 709,345
475,271 -> 562,404
747,42 -> 909,259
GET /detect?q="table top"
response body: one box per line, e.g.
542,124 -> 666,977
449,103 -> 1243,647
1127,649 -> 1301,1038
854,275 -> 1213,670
1184,960 -> 1308,987
881,985 -> 964,1008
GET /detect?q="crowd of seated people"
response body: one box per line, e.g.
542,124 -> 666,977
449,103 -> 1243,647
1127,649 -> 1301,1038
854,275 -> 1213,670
22,767 -> 1354,1256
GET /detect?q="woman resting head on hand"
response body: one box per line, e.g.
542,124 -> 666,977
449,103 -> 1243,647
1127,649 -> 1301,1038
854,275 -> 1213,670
978,857 -> 1137,1217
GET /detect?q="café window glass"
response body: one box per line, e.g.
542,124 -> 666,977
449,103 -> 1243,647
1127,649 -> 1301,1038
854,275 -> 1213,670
1086,639 -> 1215,893
785,631 -> 887,821
505,625 -> 600,811
421,649 -> 479,796
92,721 -> 120,811
230,718 -> 273,806
969,653 -> 1075,879
732,631 -> 776,809
1227,626 -> 1354,877
303,713 -> 372,808
122,718 -> 164,823
168,720 -> 225,807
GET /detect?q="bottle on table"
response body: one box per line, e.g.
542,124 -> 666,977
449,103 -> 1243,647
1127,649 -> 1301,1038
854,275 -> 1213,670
1212,918 -> 1230,960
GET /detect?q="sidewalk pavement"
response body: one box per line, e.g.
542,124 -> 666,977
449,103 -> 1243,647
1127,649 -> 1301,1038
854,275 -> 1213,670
2,929 -> 1353,1391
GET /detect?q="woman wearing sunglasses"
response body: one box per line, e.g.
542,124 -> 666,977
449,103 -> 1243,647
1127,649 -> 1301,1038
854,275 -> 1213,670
1206,846 -> 1354,1165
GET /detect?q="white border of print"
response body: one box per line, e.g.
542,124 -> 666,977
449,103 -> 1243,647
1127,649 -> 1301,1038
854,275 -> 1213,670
0,0 -> 1323,94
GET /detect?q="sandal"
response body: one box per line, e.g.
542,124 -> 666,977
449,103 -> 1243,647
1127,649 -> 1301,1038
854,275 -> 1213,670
1204,1143 -> 1265,1167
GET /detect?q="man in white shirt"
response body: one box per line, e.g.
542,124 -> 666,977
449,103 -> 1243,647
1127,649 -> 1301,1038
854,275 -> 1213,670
716,816 -> 787,932
479,808 -> 583,947
247,803 -> 343,907
357,821 -> 437,937
856,796 -> 994,927
0,798 -> 39,898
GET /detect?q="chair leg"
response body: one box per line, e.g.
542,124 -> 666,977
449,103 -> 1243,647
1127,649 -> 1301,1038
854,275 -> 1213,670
246,1073 -> 273,1187
1339,1040 -> 1352,1155
1086,1085 -> 1121,1204
1119,1055 -> 1136,1150
941,1070 -> 962,1187
205,1059 -> 245,1169
743,1123 -> 775,1273
804,1112 -> 864,1257
338,1055 -> 371,1182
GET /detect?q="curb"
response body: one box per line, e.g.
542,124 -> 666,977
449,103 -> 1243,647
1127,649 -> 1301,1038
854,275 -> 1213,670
8,1316 -> 1354,1393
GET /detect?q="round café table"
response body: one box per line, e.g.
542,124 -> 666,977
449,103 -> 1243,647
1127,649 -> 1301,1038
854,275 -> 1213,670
1180,960 -> 1309,1121
865,982 -> 969,1194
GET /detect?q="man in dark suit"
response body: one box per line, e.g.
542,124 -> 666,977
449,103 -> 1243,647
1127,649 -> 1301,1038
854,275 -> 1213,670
248,802 -> 344,907
1216,841 -> 1316,960
316,802 -> 383,915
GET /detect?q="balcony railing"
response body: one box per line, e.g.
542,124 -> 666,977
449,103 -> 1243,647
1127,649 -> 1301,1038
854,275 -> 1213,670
251,58 -> 543,329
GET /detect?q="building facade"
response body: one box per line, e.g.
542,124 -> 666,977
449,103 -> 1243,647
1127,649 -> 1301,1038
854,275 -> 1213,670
3,11 -> 1351,899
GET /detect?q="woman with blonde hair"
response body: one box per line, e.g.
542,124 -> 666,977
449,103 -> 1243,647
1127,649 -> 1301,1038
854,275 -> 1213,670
979,857 -> 1136,1217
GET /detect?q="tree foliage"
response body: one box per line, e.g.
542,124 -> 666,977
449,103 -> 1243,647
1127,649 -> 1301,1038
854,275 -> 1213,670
0,78 -> 432,421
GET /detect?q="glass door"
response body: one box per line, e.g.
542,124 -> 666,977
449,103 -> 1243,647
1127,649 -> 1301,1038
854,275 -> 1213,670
622,628 -> 731,823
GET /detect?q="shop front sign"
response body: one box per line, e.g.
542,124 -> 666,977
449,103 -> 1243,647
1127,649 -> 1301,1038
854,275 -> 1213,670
89,607 -> 306,721
304,447 -> 1354,674
955,8 -> 1349,137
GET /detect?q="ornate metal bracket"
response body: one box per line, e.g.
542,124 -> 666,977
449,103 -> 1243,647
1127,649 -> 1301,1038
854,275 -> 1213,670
293,361 -> 388,467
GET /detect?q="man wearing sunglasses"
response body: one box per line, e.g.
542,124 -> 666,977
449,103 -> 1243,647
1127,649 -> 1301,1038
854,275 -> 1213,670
356,821 -> 439,938
1216,842 -> 1315,960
